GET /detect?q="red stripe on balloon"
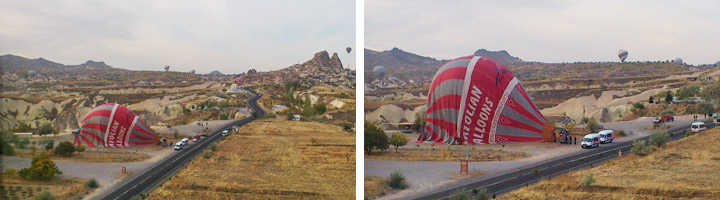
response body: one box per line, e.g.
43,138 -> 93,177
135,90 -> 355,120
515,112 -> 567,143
428,67 -> 467,96
81,109 -> 113,123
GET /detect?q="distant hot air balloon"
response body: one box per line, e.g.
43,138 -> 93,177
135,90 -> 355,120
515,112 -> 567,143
346,47 -> 352,54
28,70 -> 37,77
418,56 -> 555,145
618,50 -> 628,62
373,66 -> 387,78
673,58 -> 683,64
234,76 -> 244,85
77,104 -> 158,148
164,65 -> 170,72
190,69 -> 196,74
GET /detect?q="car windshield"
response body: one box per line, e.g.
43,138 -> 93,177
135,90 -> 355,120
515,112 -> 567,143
600,134 -> 606,138
583,138 -> 592,142
692,125 -> 698,128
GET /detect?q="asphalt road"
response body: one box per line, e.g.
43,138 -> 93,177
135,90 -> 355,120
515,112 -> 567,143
413,119 -> 713,200
95,90 -> 265,200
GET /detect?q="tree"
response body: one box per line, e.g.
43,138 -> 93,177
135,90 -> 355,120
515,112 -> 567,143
649,96 -> 654,103
18,153 -> 62,181
17,137 -> 30,149
586,118 -> 599,132
414,114 -> 426,132
75,145 -> 85,153
699,85 -> 720,101
41,139 -> 54,151
314,103 -> 327,115
219,113 -> 229,120
665,91 -> 673,103
1,137 -> 15,156
697,102 -> 715,115
677,85 -> 700,100
390,133 -> 408,153
54,141 -> 76,157
365,121 -> 389,155
35,123 -> 54,136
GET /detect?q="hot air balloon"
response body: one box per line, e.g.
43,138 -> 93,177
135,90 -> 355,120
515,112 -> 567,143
618,50 -> 628,62
28,70 -> 37,77
346,47 -> 352,54
673,58 -> 683,64
373,66 -> 387,78
418,56 -> 555,145
164,65 -> 170,72
77,104 -> 158,148
190,69 -> 196,74
234,76 -> 244,85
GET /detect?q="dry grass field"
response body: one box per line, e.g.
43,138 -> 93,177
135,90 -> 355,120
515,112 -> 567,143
13,149 -> 152,162
0,175 -> 94,200
365,147 -> 529,162
500,127 -> 720,199
149,117 -> 355,199
364,176 -> 393,199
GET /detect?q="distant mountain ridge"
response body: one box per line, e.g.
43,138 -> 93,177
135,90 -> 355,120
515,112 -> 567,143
0,54 -> 113,71
364,47 -> 446,83
473,49 -> 523,65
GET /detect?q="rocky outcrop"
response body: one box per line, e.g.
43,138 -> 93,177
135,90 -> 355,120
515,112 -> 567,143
330,52 -> 343,68
473,49 -> 523,66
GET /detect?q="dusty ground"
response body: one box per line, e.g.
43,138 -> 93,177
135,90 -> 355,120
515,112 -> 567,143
0,175 -> 95,200
365,176 -> 395,200
149,117 -> 355,200
500,126 -> 720,199
12,148 -> 152,162
364,115 -> 701,199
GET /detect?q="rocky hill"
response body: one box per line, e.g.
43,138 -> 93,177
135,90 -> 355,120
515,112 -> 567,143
473,49 -> 523,66
243,51 -> 354,89
364,47 -> 445,84
0,54 -> 113,71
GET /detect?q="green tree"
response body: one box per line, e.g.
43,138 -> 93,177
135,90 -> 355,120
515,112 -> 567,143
697,102 -> 715,115
649,96 -> 654,103
365,121 -> 389,155
18,153 -> 62,181
414,114 -> 426,132
665,91 -> 673,103
1,137 -> 15,156
35,123 -> 54,136
17,137 -> 30,149
649,131 -> 670,147
699,85 -> 720,101
219,113 -> 229,120
314,103 -> 327,115
630,140 -> 650,156
389,133 -> 408,153
677,85 -> 700,100
75,145 -> 85,153
54,141 -> 76,157
41,139 -> 54,151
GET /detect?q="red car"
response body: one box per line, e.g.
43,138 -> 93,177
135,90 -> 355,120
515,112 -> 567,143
661,114 -> 674,122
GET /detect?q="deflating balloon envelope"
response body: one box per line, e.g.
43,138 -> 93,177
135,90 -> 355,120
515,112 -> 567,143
77,104 -> 158,148
418,56 -> 554,145
373,66 -> 387,78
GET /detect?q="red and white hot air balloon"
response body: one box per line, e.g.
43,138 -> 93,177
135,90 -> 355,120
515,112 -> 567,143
233,77 -> 244,85
77,104 -> 158,148
418,56 -> 554,145
618,49 -> 628,62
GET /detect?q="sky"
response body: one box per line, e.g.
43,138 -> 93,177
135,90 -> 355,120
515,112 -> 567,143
366,0 -> 720,65
0,0 -> 355,74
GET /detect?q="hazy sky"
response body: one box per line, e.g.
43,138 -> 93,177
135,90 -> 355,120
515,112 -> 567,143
366,0 -> 720,65
0,0 -> 355,74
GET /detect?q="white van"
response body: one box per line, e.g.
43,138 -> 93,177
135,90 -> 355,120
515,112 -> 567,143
581,134 -> 600,149
180,138 -> 189,145
691,122 -> 707,132
174,142 -> 184,150
598,130 -> 615,144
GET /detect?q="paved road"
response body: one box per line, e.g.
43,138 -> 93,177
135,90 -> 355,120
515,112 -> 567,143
94,90 -> 265,200
412,119 -> 713,200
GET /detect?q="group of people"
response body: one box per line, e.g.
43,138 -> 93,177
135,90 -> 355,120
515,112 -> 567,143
559,130 -> 577,145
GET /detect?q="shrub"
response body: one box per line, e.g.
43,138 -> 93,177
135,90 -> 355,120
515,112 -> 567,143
630,140 -> 650,156
17,138 -> 30,149
86,179 -> 99,188
34,190 -> 55,200
314,103 -> 327,115
40,139 -> 54,151
173,130 -> 179,139
448,189 -> 470,200
616,129 -> 626,137
4,169 -> 17,176
35,123 -> 54,136
310,138 -> 319,146
201,150 -> 213,158
209,142 -> 218,151
475,188 -> 489,200
586,118 -> 599,132
1,138 -> 14,156
387,171 -> 408,189
262,113 -> 276,118
580,173 -> 596,190
219,113 -> 229,120
75,145 -> 85,153
54,141 -> 76,157
18,153 -> 62,181
649,131 -> 670,147
389,133 -> 408,153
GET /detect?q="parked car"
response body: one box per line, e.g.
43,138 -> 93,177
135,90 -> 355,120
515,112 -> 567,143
691,122 -> 707,132
598,130 -> 614,144
193,134 -> 202,142
222,130 -> 230,136
174,142 -> 184,150
581,134 -> 600,149
661,114 -> 675,122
